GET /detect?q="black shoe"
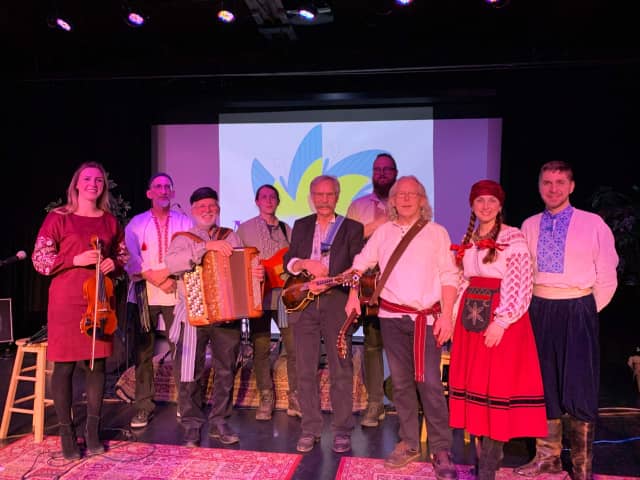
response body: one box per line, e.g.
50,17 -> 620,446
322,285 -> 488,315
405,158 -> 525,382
431,450 -> 458,480
332,434 -> 352,453
59,424 -> 81,461
84,415 -> 105,455
296,434 -> 320,453
184,426 -> 201,447
361,402 -> 386,427
130,410 -> 152,428
208,422 -> 239,445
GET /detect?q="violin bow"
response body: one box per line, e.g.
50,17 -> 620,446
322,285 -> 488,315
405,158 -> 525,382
90,236 -> 102,371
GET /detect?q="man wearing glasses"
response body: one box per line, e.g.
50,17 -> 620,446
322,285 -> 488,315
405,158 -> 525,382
283,175 -> 364,454
344,176 -> 458,475
346,153 -> 398,428
125,173 -> 193,429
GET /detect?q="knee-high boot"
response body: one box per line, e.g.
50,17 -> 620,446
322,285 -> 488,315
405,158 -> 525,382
478,437 -> 504,480
569,417 -> 594,480
514,418 -> 563,476
59,423 -> 81,460
85,415 -> 105,454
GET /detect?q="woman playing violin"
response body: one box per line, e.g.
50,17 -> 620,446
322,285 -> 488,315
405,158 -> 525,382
32,161 -> 128,460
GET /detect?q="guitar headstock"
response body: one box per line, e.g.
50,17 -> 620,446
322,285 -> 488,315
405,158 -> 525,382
338,270 -> 360,288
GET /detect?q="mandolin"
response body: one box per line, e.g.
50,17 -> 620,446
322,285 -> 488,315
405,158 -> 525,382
281,270 -> 360,313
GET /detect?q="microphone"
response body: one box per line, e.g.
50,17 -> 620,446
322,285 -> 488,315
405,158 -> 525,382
0,251 -> 27,267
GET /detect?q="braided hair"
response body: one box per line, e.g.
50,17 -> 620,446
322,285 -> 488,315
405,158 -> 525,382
457,212 -> 477,267
481,211 -> 503,264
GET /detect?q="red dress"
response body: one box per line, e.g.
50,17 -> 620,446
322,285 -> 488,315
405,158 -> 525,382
32,211 -> 127,362
448,226 -> 547,442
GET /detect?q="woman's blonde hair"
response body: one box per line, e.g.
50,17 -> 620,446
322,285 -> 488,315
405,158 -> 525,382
55,161 -> 112,215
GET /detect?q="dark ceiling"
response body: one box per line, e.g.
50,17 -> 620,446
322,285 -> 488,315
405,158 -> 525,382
4,0 -> 639,82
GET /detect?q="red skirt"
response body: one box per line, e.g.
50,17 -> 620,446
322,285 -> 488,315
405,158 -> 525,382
449,277 -> 547,441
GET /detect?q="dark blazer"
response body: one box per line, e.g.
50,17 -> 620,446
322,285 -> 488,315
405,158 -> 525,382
284,214 -> 364,278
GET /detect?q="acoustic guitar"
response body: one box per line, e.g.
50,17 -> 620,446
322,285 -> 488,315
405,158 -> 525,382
358,266 -> 380,316
337,309 -> 359,359
282,270 -> 360,313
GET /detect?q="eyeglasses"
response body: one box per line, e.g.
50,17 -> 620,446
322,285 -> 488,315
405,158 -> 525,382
151,184 -> 173,192
373,167 -> 396,175
394,191 -> 421,199
311,192 -> 337,198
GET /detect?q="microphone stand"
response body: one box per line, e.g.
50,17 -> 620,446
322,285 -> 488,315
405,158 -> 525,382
1,341 -> 15,359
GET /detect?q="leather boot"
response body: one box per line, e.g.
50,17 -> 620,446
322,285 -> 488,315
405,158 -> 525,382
59,423 -> 81,460
569,417 -> 595,480
286,391 -> 302,418
256,389 -> 274,421
85,415 -> 105,455
478,437 -> 504,480
514,418 -> 563,476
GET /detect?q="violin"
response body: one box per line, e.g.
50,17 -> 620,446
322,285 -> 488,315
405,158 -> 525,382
81,235 -> 117,369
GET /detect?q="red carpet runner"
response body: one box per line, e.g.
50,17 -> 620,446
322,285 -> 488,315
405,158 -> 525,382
0,434 -> 301,480
336,456 -> 638,480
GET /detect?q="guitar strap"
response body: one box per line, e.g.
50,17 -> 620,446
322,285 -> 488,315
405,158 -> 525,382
278,221 -> 288,242
320,215 -> 345,255
367,218 -> 428,307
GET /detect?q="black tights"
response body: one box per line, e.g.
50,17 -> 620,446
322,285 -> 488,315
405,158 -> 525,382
51,359 -> 105,425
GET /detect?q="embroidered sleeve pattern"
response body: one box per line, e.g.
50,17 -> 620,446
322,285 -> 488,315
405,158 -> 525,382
32,235 -> 62,276
493,230 -> 533,327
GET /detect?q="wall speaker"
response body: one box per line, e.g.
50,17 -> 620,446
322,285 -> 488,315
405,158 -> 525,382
0,298 -> 14,344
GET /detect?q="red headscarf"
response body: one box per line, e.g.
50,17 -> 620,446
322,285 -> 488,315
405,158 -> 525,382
469,179 -> 505,206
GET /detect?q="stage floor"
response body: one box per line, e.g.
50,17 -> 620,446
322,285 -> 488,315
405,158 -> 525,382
1,342 -> 638,480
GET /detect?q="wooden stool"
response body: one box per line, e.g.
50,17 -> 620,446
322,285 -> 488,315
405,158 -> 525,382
0,339 -> 53,443
421,350 -> 470,445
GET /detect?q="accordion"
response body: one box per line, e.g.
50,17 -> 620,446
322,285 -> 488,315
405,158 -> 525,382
183,247 -> 263,325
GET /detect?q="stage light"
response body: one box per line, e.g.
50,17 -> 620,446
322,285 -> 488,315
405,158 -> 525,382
125,11 -> 146,27
126,12 -> 145,27
298,7 -> 316,21
395,0 -> 414,5
47,16 -> 73,32
285,1 -> 333,25
483,0 -> 511,8
217,9 -> 235,23
216,0 -> 236,23
123,2 -> 147,27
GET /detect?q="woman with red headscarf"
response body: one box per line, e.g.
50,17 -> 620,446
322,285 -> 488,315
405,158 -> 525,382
448,180 -> 547,480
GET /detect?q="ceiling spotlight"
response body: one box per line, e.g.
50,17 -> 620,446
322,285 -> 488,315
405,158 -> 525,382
483,0 -> 511,8
47,16 -> 73,32
126,11 -> 146,27
286,1 -> 333,25
123,2 -> 147,27
216,0 -> 236,23
217,9 -> 235,23
395,0 -> 414,5
298,7 -> 317,21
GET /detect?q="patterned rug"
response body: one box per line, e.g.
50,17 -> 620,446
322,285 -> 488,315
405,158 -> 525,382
335,457 -> 639,480
114,343 -> 369,412
0,434 -> 301,480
